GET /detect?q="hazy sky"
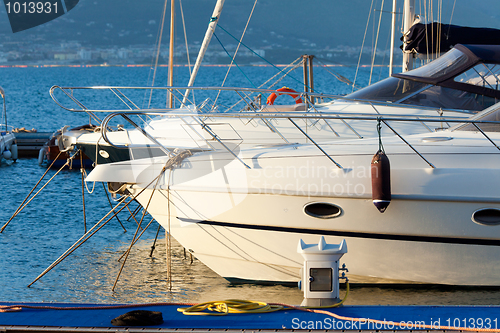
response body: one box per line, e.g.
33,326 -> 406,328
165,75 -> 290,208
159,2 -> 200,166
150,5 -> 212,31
0,0 -> 499,49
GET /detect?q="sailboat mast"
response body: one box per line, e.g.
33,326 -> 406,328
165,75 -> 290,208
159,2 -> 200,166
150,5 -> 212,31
0,87 -> 6,131
182,0 -> 225,105
167,0 -> 175,108
388,0 -> 397,76
402,0 -> 415,72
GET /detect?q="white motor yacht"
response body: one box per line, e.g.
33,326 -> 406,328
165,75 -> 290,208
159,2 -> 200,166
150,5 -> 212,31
85,45 -> 500,285
87,102 -> 500,286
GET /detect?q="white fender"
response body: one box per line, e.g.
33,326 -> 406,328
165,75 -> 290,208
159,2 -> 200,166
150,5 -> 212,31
11,143 -> 18,161
38,147 -> 47,165
2,149 -> 11,159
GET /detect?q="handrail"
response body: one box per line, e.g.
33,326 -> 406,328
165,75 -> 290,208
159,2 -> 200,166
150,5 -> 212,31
95,110 -> 474,122
101,113 -> 173,156
49,85 -> 475,115
93,108 -> 500,175
101,111 -> 251,169
48,84 -> 500,173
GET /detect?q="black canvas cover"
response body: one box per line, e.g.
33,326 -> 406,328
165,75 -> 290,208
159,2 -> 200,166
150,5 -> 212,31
401,23 -> 500,55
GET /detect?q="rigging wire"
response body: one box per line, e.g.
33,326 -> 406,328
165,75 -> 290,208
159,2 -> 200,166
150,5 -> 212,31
430,0 -> 434,62
446,0 -> 457,35
369,0 -> 385,85
353,0 -> 375,91
213,0 -> 258,107
212,32 -> 257,88
260,56 -> 303,89
378,30 -> 391,81
179,0 -> 192,79
224,57 -> 303,113
438,0 -> 442,56
215,24 -> 314,92
148,0 -> 169,109
314,57 -> 356,87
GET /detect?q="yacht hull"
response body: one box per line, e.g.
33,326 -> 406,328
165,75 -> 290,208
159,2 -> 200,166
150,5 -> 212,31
130,188 -> 500,285
89,131 -> 500,285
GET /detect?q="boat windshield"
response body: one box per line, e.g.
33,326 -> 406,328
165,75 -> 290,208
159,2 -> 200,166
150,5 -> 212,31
346,47 -> 497,112
345,76 -> 493,111
456,104 -> 500,132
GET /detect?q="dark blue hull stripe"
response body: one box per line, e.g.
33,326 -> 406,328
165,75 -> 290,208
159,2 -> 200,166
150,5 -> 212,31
177,218 -> 500,246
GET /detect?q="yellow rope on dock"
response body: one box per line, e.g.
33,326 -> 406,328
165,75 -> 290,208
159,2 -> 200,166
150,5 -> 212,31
177,282 -> 349,316
177,299 -> 284,316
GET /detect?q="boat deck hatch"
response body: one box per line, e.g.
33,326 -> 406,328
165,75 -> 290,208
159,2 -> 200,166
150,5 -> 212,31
304,202 -> 342,219
472,208 -> 500,226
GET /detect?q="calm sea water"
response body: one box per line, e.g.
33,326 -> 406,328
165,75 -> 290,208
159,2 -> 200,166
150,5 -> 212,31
0,65 -> 500,306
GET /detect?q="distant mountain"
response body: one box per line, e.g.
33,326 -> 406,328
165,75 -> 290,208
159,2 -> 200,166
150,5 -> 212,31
1,0 -> 499,52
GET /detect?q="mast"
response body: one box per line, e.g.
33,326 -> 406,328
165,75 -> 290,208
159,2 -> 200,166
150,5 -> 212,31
302,55 -> 309,94
308,55 -> 314,104
0,87 -> 6,131
388,0 -> 397,76
167,0 -> 175,108
402,0 -> 415,72
182,0 -> 225,105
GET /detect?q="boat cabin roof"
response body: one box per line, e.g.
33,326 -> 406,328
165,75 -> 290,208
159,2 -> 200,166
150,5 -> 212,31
347,44 -> 500,112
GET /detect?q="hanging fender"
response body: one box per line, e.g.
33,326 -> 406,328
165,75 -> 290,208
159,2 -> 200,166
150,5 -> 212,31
371,150 -> 391,213
266,87 -> 303,105
38,146 -> 47,165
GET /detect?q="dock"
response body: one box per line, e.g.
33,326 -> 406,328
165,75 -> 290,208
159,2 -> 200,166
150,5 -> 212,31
1,301 -> 499,332
13,132 -> 51,158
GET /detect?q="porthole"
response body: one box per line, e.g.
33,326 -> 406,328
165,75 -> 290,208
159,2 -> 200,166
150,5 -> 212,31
304,202 -> 342,219
99,150 -> 110,159
472,208 -> 500,226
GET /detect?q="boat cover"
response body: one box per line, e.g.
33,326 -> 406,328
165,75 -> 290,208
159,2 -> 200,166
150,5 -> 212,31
402,23 -> 500,55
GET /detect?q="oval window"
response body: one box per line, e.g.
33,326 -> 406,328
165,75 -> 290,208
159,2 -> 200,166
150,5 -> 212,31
99,150 -> 110,159
304,202 -> 342,219
472,208 -> 500,226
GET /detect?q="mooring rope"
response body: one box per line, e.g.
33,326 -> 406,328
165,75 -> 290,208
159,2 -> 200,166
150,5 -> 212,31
1,150 -> 63,233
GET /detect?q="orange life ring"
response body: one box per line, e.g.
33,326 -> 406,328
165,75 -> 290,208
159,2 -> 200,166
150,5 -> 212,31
266,87 -> 303,105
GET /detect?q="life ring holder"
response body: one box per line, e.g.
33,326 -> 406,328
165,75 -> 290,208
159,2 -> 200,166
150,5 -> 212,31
266,87 -> 303,105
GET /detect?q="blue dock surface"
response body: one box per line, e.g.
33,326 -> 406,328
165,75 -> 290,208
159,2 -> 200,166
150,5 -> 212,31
1,302 -> 500,332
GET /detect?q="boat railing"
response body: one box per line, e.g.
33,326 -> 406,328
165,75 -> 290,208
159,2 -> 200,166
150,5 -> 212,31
94,106 -> 500,171
49,85 -> 476,146
49,85 -> 474,115
49,85 -> 500,170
